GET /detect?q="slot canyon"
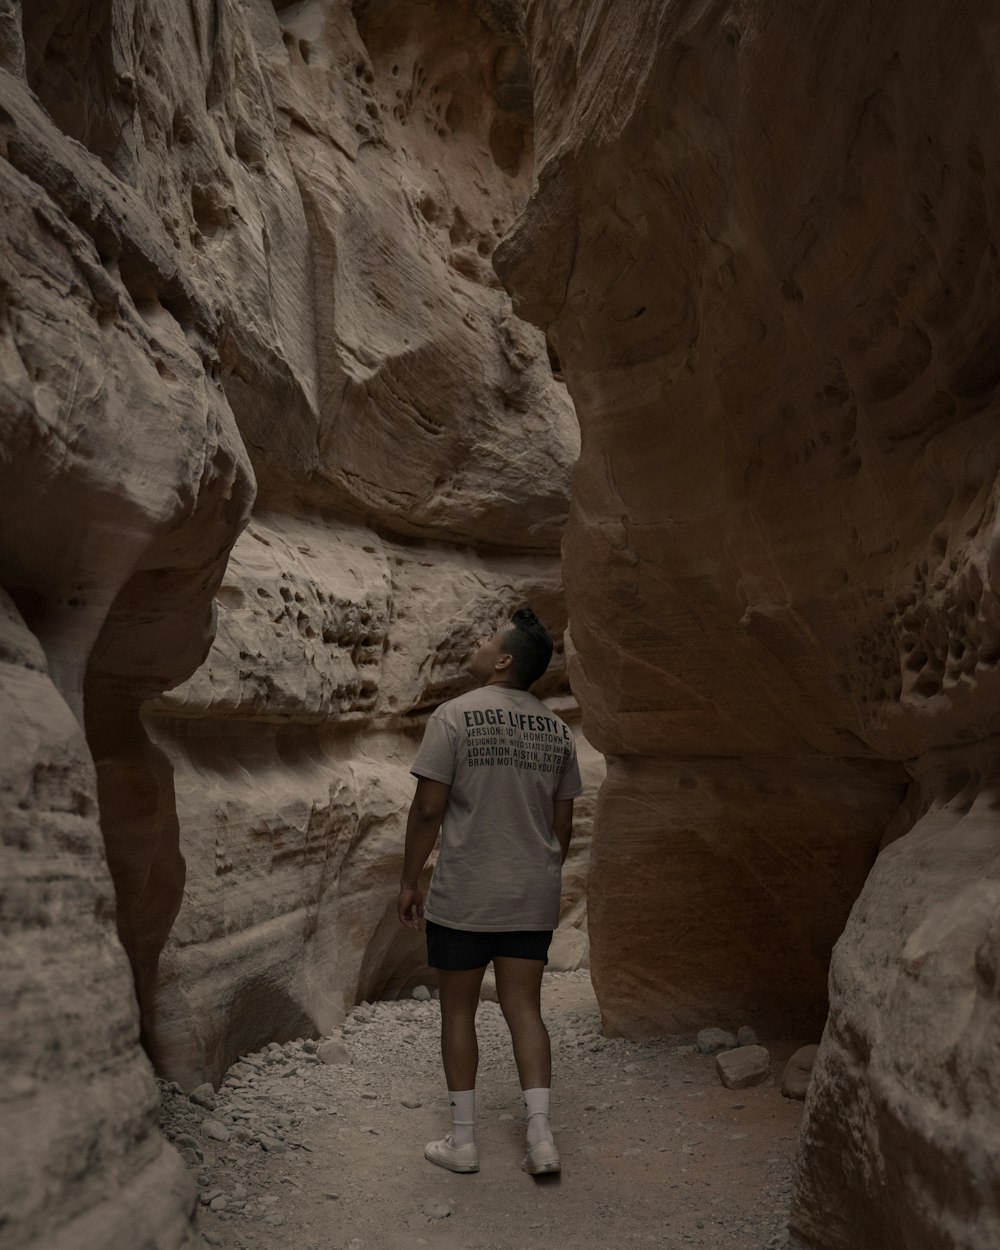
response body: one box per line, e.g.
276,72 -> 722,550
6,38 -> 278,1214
1,2 -> 997,1249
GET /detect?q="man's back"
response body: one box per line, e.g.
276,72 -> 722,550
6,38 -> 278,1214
411,685 -> 581,931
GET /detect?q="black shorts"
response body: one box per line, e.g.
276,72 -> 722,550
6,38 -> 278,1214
426,920 -> 553,971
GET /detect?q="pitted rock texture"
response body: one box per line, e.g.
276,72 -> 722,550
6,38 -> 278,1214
1,0 -> 587,1246
138,0 -> 588,1086
497,2 -> 1000,1247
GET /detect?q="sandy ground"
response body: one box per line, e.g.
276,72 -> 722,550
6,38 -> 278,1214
161,971 -> 803,1250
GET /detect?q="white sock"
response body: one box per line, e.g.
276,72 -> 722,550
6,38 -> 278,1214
523,1086 -> 553,1147
448,1089 -> 475,1147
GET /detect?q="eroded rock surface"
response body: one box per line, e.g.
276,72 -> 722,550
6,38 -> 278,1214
134,0 -> 593,1087
0,594 -> 196,1250
497,1 -> 1000,1246
1,0 -> 592,1245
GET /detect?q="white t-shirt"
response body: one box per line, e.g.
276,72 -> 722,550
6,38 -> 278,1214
410,685 -> 583,931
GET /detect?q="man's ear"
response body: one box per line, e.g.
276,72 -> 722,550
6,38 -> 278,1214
495,651 -> 513,673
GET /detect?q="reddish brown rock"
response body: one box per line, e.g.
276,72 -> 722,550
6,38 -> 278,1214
497,1 -> 1000,1246
590,756 -> 899,1039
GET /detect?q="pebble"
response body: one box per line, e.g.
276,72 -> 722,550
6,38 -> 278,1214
411,985 -> 431,1001
737,1025 -> 760,1047
202,1234 -> 225,1247
189,1083 -> 217,1109
158,971 -> 792,1247
318,1039 -> 351,1066
200,1120 -> 231,1143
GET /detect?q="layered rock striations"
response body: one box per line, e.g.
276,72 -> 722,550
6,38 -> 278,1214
0,595 -> 198,1250
2,0 -> 595,1245
497,1 -> 1000,1246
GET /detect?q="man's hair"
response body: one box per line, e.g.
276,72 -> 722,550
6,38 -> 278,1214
502,607 -> 553,688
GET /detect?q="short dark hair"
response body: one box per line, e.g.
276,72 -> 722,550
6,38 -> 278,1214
502,607 -> 553,688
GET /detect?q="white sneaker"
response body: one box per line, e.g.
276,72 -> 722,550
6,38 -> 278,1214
522,1138 -> 560,1175
424,1134 -> 480,1174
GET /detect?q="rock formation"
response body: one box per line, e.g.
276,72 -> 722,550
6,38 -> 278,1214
497,0 -> 1000,1246
1,1 -> 597,1245
0,594 -> 197,1250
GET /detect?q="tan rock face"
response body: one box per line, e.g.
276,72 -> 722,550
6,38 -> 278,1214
133,0 -> 588,1086
2,0 -> 592,1243
144,516 -> 601,1083
790,747 -> 1000,1250
0,593 -> 196,1250
497,1 -> 1000,1245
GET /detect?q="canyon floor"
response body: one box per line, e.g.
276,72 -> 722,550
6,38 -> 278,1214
160,971 -> 803,1250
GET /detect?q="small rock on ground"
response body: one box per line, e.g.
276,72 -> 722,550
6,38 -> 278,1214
781,1044 -> 820,1100
716,1045 -> 772,1090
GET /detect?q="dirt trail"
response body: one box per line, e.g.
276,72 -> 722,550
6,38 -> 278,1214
161,971 -> 801,1250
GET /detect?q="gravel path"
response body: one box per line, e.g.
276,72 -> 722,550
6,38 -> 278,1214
160,972 -> 800,1250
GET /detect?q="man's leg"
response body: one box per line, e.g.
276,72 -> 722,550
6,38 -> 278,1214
438,965 -> 487,1090
493,956 -> 550,1088
494,956 -> 560,1173
425,965 -> 487,1172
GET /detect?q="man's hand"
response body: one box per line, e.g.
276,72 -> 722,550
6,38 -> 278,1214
398,883 -> 424,930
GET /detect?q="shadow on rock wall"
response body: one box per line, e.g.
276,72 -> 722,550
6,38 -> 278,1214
496,1 -> 1000,1247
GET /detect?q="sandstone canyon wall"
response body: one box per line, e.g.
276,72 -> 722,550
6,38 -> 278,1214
497,2 -> 1000,1247
1,1 -> 596,1246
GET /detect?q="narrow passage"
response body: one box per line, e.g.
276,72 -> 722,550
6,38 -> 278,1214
161,971 -> 800,1250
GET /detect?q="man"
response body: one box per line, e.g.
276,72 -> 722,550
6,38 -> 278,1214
397,607 -> 582,1176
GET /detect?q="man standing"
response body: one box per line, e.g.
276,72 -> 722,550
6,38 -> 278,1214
397,607 -> 582,1176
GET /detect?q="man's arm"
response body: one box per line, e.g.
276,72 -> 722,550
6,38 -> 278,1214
553,798 -> 574,864
398,776 -> 451,928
